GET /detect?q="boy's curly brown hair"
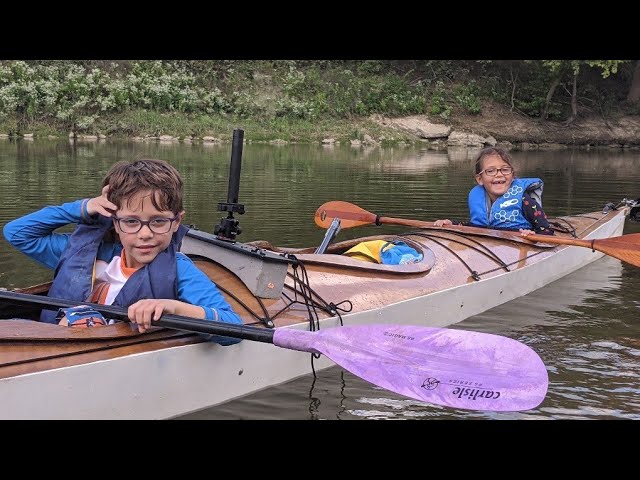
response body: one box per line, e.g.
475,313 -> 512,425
103,158 -> 184,214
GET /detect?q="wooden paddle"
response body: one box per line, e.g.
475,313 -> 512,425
315,200 -> 640,268
0,289 -> 548,412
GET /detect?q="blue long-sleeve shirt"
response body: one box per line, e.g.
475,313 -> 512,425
3,200 -> 244,341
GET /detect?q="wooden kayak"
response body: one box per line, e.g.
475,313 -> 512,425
0,202 -> 633,419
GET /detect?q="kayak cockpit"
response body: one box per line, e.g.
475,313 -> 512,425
259,235 -> 435,274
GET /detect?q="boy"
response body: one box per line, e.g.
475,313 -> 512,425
3,158 -> 242,343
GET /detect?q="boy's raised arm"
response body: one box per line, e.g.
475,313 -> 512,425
3,200 -> 88,269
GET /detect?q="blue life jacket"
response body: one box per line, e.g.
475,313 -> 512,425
41,214 -> 189,324
468,177 -> 543,231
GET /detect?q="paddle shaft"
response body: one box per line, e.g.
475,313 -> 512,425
380,216 -> 640,266
330,209 -> 589,244
0,290 -> 275,343
315,200 -> 640,268
378,216 -> 590,245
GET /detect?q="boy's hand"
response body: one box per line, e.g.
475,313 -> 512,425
519,228 -> 535,237
127,299 -> 179,333
127,299 -> 207,333
87,185 -> 117,217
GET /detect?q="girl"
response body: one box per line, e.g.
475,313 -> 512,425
434,147 -> 553,236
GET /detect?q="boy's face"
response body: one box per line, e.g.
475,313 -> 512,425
113,190 -> 184,269
475,154 -> 514,203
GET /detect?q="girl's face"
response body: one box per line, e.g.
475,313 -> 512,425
475,154 -> 514,202
112,190 -> 184,269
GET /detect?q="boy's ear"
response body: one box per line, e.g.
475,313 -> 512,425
175,210 -> 186,225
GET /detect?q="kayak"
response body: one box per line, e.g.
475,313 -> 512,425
0,197 -> 636,419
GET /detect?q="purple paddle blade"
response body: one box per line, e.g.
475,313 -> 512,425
273,324 -> 548,412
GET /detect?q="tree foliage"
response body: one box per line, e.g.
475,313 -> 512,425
0,60 -> 635,134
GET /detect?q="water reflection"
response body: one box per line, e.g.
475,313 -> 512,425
307,370 -> 349,420
1,138 -> 640,419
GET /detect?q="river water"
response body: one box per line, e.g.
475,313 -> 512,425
1,138 -> 639,419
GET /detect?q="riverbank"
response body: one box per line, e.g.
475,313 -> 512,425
1,102 -> 638,150
376,101 -> 640,150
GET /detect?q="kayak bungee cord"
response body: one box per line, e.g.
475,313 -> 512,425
274,254 -> 352,376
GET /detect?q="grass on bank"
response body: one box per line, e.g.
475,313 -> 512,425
0,110 -> 419,145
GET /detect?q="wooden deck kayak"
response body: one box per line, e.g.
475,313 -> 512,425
0,204 -> 631,419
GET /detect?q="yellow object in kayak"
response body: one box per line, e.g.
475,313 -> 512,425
344,240 -> 424,264
344,240 -> 391,263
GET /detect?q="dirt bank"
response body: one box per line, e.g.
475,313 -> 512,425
376,102 -> 640,149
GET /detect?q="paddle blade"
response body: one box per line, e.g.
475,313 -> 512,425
594,233 -> 640,268
274,324 -> 548,412
525,232 -> 640,268
315,201 -> 377,229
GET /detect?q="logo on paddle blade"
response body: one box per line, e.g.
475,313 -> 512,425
451,387 -> 501,400
421,377 -> 440,390
384,331 -> 416,341
421,378 -> 502,400
320,211 -> 327,221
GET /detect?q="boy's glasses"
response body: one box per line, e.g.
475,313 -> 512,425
479,166 -> 514,177
113,216 -> 178,234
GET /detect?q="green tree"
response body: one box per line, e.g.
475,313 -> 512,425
541,60 -> 627,124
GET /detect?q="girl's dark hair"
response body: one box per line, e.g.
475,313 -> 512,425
474,147 -> 515,175
103,158 -> 184,214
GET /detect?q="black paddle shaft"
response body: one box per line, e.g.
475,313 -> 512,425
0,290 -> 275,343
